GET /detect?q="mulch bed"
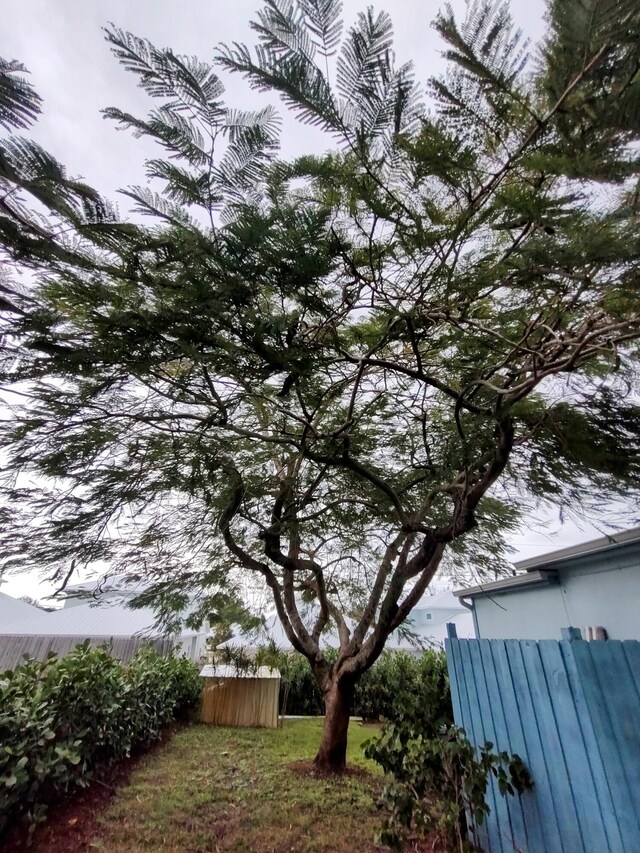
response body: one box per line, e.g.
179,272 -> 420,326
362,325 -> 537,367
1,725 -> 181,853
288,759 -> 374,780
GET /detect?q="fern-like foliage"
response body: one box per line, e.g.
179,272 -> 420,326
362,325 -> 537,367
104,27 -> 226,126
104,26 -> 281,217
120,187 -> 196,227
338,9 -> 420,147
437,1 -> 529,90
0,59 -> 118,277
0,58 -> 42,131
542,0 -> 640,146
299,0 -> 343,58
103,105 -> 211,165
218,0 -> 421,156
0,137 -> 115,274
218,42 -> 339,133
430,1 -> 531,153
0,137 -> 111,223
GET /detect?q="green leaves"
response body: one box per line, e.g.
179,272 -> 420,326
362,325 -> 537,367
103,28 -> 282,217
540,0 -> 640,153
355,649 -> 451,725
519,391 -> 640,498
0,645 -> 201,837
430,0 -> 531,150
0,60 -> 114,271
218,1 -> 420,146
104,26 -> 226,125
298,0 -> 343,58
338,8 -> 419,143
434,1 -> 529,91
543,0 -> 637,84
0,58 -> 42,131
0,136 -> 114,226
218,41 -> 339,133
367,720 -> 533,849
337,9 -> 393,105
215,107 -> 281,199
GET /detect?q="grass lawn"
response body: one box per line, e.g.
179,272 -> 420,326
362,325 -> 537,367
89,719 -> 387,852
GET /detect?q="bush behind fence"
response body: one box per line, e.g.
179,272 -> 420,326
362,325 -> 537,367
251,647 -> 451,722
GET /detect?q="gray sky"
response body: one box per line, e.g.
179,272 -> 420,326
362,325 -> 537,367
3,0 -> 622,601
2,0 -> 548,198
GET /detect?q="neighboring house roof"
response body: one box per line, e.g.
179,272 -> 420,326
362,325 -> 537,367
2,599 -> 204,638
454,526 -> 640,600
412,590 -> 468,612
1,572 -> 209,639
453,569 -> 557,600
60,578 -> 133,594
386,630 -> 442,652
512,526 -> 640,572
0,591 -> 45,626
55,577 -> 151,608
219,589 -> 469,655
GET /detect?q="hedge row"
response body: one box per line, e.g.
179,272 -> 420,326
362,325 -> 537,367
0,642 -> 201,836
264,648 -> 452,723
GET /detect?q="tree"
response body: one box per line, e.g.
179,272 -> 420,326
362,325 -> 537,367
1,0 -> 639,769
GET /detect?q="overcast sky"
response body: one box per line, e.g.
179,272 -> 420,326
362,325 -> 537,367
2,0 -> 550,197
2,0 -> 628,601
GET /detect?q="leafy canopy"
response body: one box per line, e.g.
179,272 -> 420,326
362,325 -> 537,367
0,0 -> 639,678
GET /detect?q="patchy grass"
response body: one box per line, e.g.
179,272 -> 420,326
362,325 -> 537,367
90,719 -> 386,852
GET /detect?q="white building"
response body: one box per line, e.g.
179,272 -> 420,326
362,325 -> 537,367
454,527 -> 640,641
405,589 -> 475,645
0,577 -> 210,668
0,588 -> 44,630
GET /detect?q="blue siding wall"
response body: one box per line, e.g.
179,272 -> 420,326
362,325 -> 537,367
445,635 -> 640,852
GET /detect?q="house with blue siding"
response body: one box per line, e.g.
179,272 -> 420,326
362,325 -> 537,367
454,526 -> 640,641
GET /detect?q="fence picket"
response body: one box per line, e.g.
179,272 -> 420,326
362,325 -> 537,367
447,637 -> 639,852
468,640 -> 515,853
477,640 -> 530,853
538,641 -> 608,852
489,641 -> 544,852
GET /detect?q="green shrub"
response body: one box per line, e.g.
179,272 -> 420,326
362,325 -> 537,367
244,644 -> 451,722
279,650 -> 326,716
365,721 -> 533,850
354,650 -> 451,724
251,644 -> 326,716
0,642 -> 201,837
256,647 -> 451,722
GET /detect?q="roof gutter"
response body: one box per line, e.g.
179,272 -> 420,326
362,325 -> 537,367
513,527 -> 640,573
454,568 -> 558,600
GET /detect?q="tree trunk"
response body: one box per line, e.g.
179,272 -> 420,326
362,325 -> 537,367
313,677 -> 354,772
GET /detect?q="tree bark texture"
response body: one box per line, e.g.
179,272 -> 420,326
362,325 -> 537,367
313,677 -> 354,772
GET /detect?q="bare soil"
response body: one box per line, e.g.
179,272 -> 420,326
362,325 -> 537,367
1,726 -> 181,853
288,759 -> 374,780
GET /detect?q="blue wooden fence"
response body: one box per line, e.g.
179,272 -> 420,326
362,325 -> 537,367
445,630 -> 640,853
